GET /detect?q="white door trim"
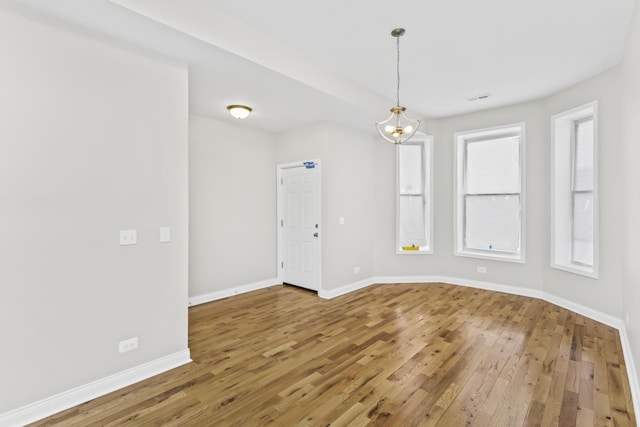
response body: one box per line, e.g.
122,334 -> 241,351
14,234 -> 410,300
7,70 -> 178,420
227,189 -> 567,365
276,160 -> 322,292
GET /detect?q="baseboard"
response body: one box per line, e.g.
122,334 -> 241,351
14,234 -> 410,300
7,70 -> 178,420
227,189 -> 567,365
369,275 -> 622,329
619,323 -> 640,419
322,274 -> 638,415
0,349 -> 191,427
318,278 -> 375,299
188,278 -> 281,306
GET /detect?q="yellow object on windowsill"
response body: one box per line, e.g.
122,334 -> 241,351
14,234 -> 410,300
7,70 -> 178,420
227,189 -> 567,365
402,245 -> 419,251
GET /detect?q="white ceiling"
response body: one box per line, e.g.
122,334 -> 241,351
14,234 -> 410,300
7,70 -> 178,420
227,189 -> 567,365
6,0 -> 637,134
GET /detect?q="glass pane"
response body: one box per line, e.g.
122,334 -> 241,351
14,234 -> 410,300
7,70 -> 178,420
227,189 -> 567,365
465,194 -> 520,252
466,136 -> 520,194
574,119 -> 594,192
399,195 -> 427,248
398,144 -> 423,194
573,192 -> 593,265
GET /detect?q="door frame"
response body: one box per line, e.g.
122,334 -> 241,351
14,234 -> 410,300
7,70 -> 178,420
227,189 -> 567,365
276,160 -> 322,292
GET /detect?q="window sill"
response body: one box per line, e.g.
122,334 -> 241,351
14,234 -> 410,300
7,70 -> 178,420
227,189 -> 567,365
455,249 -> 524,264
397,248 -> 433,255
551,262 -> 598,279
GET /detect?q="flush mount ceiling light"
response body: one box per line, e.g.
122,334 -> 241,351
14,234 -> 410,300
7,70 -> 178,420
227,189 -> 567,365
375,28 -> 421,145
226,104 -> 252,119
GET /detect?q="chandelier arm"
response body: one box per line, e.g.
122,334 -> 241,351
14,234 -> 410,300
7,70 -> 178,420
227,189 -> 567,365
400,115 -> 421,142
375,111 -> 401,144
374,110 -> 397,126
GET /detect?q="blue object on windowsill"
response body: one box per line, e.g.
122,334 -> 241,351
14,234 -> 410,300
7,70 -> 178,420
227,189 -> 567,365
304,161 -> 315,169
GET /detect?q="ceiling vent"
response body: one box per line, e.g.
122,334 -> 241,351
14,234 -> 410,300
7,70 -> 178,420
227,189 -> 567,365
468,93 -> 491,102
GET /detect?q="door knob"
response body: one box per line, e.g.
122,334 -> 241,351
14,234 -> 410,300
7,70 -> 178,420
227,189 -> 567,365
313,232 -> 318,237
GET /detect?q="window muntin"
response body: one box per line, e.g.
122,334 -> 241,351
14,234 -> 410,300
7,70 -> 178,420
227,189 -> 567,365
397,136 -> 432,254
455,124 -> 525,262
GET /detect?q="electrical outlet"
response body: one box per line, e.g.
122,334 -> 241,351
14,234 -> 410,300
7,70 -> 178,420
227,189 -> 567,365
477,266 -> 487,273
354,266 -> 360,274
119,230 -> 137,245
119,337 -> 138,353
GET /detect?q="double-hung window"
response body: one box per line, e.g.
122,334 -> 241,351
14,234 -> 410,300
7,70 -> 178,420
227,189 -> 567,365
397,135 -> 433,254
454,124 -> 525,262
551,102 -> 598,277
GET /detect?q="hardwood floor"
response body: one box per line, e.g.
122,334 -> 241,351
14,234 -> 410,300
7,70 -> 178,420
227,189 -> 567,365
31,283 -> 636,426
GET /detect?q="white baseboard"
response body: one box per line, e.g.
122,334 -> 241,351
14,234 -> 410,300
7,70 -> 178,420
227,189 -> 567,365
189,278 -> 281,306
0,349 -> 191,427
332,274 -> 623,330
322,274 -> 638,416
318,278 -> 374,299
619,323 -> 640,420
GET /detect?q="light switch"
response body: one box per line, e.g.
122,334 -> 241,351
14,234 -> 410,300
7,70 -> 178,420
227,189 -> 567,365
159,227 -> 171,243
119,230 -> 137,245
339,217 -> 345,225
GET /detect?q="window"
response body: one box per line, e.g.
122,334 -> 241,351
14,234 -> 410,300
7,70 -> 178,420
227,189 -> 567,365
397,135 -> 433,254
551,102 -> 598,277
454,124 -> 525,262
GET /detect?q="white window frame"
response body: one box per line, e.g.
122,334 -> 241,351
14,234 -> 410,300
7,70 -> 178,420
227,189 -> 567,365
454,123 -> 526,263
550,101 -> 598,278
396,134 -> 433,254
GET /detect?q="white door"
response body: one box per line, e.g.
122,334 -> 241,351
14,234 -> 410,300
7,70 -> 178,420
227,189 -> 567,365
278,162 -> 320,291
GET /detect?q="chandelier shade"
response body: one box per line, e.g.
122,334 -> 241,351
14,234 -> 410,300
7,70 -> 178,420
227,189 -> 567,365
375,28 -> 420,144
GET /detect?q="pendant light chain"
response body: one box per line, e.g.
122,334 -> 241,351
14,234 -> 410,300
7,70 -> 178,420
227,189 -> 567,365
396,35 -> 401,108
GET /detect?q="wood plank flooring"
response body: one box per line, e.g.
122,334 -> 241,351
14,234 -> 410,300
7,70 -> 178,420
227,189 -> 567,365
30,283 -> 636,426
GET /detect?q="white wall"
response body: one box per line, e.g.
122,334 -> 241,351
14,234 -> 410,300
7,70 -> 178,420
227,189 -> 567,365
544,68 -> 624,315
374,105 -> 548,291
372,67 -> 624,317
277,123 -> 375,291
0,8 -> 189,414
623,0 -> 640,393
273,64 -> 625,317
189,115 -> 277,297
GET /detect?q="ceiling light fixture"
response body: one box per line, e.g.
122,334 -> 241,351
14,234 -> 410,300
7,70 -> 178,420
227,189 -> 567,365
226,104 -> 252,119
375,28 -> 420,145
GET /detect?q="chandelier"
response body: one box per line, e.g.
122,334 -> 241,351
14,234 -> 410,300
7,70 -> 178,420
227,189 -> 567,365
375,28 -> 421,144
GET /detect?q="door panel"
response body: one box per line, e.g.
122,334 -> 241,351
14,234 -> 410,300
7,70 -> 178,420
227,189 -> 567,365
280,165 -> 320,291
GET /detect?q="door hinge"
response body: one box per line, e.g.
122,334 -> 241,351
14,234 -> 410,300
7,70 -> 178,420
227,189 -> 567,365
281,261 -> 284,269
280,219 -> 283,227
280,178 -> 283,185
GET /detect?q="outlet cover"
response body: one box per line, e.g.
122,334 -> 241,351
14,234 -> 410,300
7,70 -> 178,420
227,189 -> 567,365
477,266 -> 487,273
119,230 -> 137,246
118,337 -> 138,353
